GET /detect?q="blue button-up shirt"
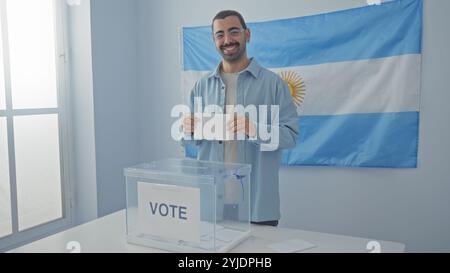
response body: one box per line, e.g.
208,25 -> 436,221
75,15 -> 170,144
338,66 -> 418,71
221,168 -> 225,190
182,58 -> 299,221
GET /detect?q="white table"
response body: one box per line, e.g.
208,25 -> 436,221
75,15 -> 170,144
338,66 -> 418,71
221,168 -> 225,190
10,210 -> 405,253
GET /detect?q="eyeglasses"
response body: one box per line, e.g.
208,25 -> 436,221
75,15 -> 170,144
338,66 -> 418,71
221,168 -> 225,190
214,28 -> 245,41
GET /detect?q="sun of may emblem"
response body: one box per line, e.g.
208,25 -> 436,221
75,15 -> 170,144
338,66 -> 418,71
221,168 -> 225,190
279,71 -> 306,108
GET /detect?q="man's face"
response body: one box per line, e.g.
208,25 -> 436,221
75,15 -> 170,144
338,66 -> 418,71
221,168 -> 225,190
212,16 -> 250,62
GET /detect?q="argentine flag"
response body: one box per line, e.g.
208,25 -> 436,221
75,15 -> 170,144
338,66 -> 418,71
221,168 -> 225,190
181,0 -> 422,168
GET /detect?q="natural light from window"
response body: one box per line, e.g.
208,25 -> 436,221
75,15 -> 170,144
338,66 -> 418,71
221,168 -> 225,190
7,0 -> 58,109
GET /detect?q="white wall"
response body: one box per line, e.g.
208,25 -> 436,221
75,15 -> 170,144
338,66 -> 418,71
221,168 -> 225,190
68,0 -> 140,225
89,0 -> 140,217
67,0 -> 98,224
134,0 -> 450,252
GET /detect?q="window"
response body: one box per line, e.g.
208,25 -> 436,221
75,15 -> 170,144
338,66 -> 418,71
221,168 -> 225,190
0,117 -> 11,239
0,0 -> 71,251
0,11 -> 5,110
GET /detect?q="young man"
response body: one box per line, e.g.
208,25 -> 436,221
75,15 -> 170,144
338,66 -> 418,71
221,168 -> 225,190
182,10 -> 299,226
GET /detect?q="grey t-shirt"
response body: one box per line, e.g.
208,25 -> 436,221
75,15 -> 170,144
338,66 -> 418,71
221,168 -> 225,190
221,72 -> 240,205
221,72 -> 239,164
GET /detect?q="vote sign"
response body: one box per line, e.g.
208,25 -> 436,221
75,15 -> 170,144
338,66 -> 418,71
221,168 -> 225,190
137,182 -> 201,243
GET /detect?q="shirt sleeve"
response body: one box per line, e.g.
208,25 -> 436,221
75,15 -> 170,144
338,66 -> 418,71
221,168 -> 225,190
248,78 -> 299,151
180,80 -> 203,147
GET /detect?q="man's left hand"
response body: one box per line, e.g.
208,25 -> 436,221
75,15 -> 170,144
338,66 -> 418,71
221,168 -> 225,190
227,115 -> 256,138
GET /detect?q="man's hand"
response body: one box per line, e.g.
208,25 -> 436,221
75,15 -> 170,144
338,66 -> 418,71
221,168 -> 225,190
227,115 -> 257,138
182,114 -> 199,135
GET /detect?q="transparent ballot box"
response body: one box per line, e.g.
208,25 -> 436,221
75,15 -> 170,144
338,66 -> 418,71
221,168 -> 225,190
124,158 -> 251,252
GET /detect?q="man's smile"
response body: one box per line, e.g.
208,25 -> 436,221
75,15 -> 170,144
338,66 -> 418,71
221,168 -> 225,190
221,43 -> 240,55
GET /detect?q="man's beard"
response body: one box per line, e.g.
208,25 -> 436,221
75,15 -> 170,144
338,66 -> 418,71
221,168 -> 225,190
219,41 -> 246,62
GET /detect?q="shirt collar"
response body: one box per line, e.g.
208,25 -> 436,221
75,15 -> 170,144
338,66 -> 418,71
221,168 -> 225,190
208,57 -> 261,79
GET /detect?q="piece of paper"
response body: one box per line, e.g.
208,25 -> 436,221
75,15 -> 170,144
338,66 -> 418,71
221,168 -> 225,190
195,114 -> 235,141
268,239 -> 316,253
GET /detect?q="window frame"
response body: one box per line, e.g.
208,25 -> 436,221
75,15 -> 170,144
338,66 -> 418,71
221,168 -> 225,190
0,0 -> 73,251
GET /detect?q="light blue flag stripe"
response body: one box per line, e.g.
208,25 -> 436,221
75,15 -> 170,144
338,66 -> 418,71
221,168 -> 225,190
281,112 -> 419,168
183,0 -> 422,71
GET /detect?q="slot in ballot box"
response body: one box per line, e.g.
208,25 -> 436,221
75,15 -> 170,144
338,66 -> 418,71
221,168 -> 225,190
124,158 -> 251,252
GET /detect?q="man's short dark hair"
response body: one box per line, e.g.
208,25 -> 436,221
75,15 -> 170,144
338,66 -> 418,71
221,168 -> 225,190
212,10 -> 247,31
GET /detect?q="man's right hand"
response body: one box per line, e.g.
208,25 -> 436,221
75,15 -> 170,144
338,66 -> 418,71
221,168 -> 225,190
182,114 -> 199,135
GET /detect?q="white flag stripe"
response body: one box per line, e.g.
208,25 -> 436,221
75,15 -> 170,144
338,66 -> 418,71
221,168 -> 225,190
274,54 -> 421,116
181,54 -> 420,116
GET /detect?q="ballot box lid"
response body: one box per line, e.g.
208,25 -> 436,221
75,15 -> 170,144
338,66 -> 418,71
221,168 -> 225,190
124,158 -> 251,180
